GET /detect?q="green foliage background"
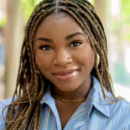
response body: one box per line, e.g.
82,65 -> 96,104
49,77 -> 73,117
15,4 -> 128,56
120,0 -> 130,42
20,0 -> 94,21
121,0 -> 130,23
20,0 -> 40,21
0,16 -> 6,27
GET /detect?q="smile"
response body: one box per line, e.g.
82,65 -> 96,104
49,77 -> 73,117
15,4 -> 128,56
52,69 -> 78,81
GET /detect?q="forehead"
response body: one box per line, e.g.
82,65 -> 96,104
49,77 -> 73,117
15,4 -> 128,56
35,12 -> 84,37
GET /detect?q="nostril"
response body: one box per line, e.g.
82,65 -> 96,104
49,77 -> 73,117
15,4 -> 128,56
53,56 -> 72,66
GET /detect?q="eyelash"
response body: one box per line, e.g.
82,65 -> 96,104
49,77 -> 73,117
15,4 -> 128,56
70,41 -> 82,47
39,45 -> 52,51
39,41 -> 83,51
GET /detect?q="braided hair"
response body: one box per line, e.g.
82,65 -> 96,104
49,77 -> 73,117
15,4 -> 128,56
3,0 -> 119,129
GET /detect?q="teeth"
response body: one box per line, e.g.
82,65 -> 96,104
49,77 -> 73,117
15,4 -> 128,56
72,71 -> 77,76
57,72 -> 73,75
53,69 -> 78,75
58,71 -> 76,76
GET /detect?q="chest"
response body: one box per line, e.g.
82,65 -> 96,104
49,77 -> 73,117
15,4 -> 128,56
56,102 -> 82,129
40,104 -> 129,130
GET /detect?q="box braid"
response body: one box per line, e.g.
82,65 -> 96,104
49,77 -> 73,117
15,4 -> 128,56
3,0 -> 121,129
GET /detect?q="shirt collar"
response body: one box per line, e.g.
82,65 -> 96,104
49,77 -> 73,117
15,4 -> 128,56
40,76 -> 110,118
40,86 -> 55,105
88,76 -> 110,118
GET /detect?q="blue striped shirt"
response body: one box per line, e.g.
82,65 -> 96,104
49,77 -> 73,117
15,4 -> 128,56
0,77 -> 130,130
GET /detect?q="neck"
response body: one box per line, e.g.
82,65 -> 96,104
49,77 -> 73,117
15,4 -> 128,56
52,77 -> 93,100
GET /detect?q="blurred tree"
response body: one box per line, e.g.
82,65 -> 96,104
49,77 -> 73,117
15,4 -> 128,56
94,0 -> 107,29
5,0 -> 24,98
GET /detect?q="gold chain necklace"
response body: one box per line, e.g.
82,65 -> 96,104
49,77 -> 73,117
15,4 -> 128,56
53,95 -> 87,103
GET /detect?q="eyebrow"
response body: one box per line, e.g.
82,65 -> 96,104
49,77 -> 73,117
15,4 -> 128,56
36,32 -> 85,42
66,32 -> 84,40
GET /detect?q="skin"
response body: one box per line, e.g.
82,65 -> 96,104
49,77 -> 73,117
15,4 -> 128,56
34,13 -> 94,129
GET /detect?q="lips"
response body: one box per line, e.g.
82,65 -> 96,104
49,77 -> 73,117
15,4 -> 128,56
52,69 -> 78,81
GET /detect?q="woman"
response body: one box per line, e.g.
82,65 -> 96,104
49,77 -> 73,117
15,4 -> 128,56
0,0 -> 130,129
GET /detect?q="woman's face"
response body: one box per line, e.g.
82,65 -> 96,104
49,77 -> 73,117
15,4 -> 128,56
34,13 -> 94,92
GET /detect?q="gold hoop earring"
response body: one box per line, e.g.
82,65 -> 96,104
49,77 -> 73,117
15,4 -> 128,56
96,54 -> 100,66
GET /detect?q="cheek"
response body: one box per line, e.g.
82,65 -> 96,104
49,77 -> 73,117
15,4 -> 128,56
35,51 -> 53,70
74,45 -> 94,70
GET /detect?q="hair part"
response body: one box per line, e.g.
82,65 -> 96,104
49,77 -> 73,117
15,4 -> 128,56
4,0 -> 121,129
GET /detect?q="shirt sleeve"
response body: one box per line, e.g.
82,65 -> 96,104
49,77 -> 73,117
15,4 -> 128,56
0,101 -> 6,130
0,97 -> 17,130
127,104 -> 130,130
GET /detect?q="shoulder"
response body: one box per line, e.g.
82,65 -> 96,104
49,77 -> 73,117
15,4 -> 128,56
0,97 -> 13,130
108,98 -> 130,129
93,76 -> 130,128
0,97 -> 13,107
116,98 -> 130,116
116,98 -> 130,106
117,99 -> 130,129
116,98 -> 130,115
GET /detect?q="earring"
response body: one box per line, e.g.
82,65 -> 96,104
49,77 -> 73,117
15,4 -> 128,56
96,53 -> 100,66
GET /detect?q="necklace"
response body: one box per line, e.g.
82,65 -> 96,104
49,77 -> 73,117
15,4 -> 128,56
53,95 -> 87,103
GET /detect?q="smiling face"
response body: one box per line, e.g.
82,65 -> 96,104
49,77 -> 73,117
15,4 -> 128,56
34,13 -> 94,92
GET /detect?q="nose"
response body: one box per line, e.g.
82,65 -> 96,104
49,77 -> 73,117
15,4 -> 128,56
53,50 -> 72,67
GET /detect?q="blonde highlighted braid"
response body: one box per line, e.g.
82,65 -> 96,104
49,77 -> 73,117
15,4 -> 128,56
3,0 -> 121,129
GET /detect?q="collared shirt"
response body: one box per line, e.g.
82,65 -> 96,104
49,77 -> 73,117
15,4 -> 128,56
0,77 -> 130,130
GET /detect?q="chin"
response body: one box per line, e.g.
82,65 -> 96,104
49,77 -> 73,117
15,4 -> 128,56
56,85 -> 78,92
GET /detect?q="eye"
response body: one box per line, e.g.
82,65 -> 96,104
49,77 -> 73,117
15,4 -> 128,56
70,41 -> 82,47
39,45 -> 53,51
